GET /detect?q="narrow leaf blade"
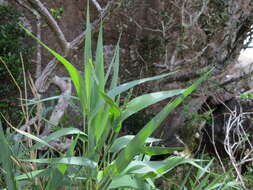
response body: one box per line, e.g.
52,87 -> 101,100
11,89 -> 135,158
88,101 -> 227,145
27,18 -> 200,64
121,89 -> 184,121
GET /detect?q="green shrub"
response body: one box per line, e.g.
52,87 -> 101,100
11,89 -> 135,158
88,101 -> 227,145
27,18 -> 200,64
0,5 -> 30,123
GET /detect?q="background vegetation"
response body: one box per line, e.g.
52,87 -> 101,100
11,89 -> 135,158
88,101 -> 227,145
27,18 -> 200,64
0,4 -> 30,124
1,0 -> 253,189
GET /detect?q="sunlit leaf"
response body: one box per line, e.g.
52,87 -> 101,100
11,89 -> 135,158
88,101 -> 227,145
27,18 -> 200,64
121,89 -> 183,121
110,135 -> 162,153
24,157 -> 97,168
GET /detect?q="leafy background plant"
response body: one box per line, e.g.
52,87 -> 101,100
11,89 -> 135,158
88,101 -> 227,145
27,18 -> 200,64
0,4 -> 31,124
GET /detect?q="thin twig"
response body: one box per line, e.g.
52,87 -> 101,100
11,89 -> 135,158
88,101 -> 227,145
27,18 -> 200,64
92,0 -> 103,12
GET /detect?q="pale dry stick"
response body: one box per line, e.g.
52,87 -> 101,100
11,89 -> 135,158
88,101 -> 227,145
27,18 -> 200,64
91,0 -> 103,12
11,76 -> 44,141
227,112 -> 253,167
15,0 -> 42,78
191,0 -> 209,26
223,111 -> 249,190
168,40 -> 178,70
20,54 -> 30,127
201,98 -> 227,172
237,122 -> 251,162
40,76 -> 72,137
28,74 -> 43,138
20,55 -> 37,164
19,56 -> 40,180
234,115 -> 251,156
156,43 -> 211,75
181,0 -> 193,27
238,114 -> 253,165
161,19 -> 170,69
224,114 -> 244,185
181,0 -> 209,28
183,45 -> 209,63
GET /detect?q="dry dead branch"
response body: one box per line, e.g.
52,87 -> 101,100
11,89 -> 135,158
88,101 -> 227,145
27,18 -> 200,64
223,109 -> 253,190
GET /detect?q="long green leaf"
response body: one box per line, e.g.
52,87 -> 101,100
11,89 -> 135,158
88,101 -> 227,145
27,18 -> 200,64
15,169 -> 46,180
84,2 -> 93,113
140,146 -> 184,156
121,89 -> 184,121
90,106 -> 110,145
56,134 -> 80,175
45,168 -> 64,190
105,34 -> 121,87
90,72 -> 175,119
95,24 -> 105,91
123,156 -> 203,179
108,72 -> 173,98
109,175 -> 151,189
23,95 -> 78,106
111,70 -> 211,175
99,91 -> 121,119
20,25 -> 82,99
110,135 -> 162,153
32,128 -> 87,151
84,59 -> 93,113
0,121 -> 17,190
12,126 -> 57,151
194,175 -> 210,190
24,157 -> 97,168
92,23 -> 105,111
109,37 -> 120,92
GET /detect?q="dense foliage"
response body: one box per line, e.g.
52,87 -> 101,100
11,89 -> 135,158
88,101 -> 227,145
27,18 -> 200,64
0,5 -> 30,123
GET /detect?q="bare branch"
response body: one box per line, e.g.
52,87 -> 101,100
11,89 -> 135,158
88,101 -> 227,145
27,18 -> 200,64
223,110 -> 251,190
92,0 -> 103,12
181,0 -> 209,27
14,0 -> 43,78
35,58 -> 57,92
40,76 -> 72,137
35,0 -> 118,93
27,0 -> 70,52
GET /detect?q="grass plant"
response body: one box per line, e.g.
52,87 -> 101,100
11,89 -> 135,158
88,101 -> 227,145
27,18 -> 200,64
0,3 -> 238,190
